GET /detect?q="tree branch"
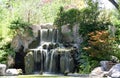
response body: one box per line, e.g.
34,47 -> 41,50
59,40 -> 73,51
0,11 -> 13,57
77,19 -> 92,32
109,0 -> 119,10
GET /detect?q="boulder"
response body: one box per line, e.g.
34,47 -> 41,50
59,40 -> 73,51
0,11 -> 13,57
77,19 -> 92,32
90,67 -> 105,77
100,61 -> 114,71
6,69 -> 18,76
108,64 -> 120,78
0,64 -> 6,76
61,25 -> 73,43
24,52 -> 34,74
17,69 -> 23,75
11,25 -> 42,52
61,24 -> 83,47
69,57 -> 75,73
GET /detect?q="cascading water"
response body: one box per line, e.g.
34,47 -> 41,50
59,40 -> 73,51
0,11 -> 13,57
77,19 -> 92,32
28,27 -> 75,74
49,50 -> 55,72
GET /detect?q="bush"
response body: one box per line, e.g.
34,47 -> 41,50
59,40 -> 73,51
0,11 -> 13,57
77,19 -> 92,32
79,55 -> 99,74
0,38 -> 15,64
9,18 -> 33,36
84,30 -> 114,60
54,7 -> 80,30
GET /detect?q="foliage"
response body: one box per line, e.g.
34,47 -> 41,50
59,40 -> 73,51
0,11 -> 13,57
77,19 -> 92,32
79,2 -> 112,37
0,0 -> 72,38
109,1 -> 120,60
79,55 -> 99,74
9,18 -> 33,36
54,0 -> 111,32
54,0 -> 113,73
0,38 -> 15,64
78,1 -> 113,73
54,7 -> 80,30
83,31 -> 114,60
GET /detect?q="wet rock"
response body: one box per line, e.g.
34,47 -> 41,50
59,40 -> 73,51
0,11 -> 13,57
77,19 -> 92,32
43,44 -> 47,49
6,69 -> 18,76
69,58 -> 75,73
108,64 -> 120,78
60,53 -> 66,73
24,52 -> 34,74
0,64 -> 6,76
59,49 -> 75,74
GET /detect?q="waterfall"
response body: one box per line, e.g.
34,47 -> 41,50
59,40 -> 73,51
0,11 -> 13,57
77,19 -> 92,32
44,49 -> 48,71
49,50 -> 55,72
52,29 -> 54,43
65,52 -> 69,73
40,49 -> 43,73
27,26 -> 75,74
56,30 -> 59,43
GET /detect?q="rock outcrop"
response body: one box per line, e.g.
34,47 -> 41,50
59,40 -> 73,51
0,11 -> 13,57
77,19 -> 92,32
0,64 -> 6,76
24,52 -> 34,74
6,69 -> 18,76
107,64 -> 120,78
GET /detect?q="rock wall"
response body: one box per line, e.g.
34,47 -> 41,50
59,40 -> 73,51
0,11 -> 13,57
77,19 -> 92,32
61,24 -> 83,48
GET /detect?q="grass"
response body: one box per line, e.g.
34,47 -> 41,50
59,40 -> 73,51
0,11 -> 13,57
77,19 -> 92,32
18,75 -> 62,78
0,74 -> 82,78
0,75 -> 70,78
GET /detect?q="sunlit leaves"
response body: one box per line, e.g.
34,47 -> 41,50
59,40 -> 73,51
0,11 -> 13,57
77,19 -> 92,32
83,31 -> 113,60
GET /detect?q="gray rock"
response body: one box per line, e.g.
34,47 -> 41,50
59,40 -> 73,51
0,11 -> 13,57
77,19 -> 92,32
108,64 -> 120,78
0,64 -> 6,76
90,67 -> 107,77
100,61 -> 114,71
61,25 -> 73,43
61,24 -> 83,47
24,52 -> 34,74
6,69 -> 18,76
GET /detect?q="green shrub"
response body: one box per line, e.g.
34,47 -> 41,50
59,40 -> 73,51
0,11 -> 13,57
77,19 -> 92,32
79,55 -> 99,74
54,7 -> 80,30
9,18 -> 33,36
0,38 -> 15,64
